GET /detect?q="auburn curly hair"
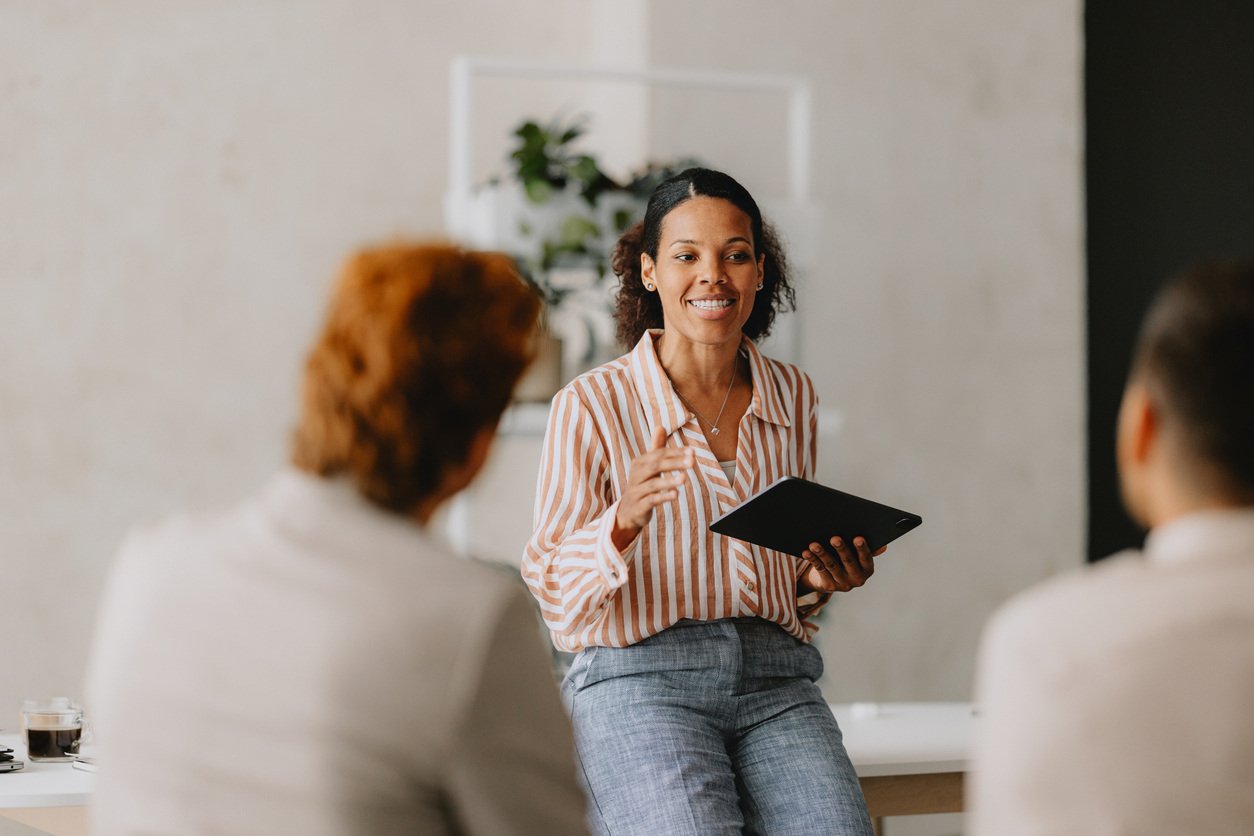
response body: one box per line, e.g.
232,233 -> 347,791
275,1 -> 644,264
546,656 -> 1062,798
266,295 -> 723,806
612,167 -> 795,348
291,242 -> 540,514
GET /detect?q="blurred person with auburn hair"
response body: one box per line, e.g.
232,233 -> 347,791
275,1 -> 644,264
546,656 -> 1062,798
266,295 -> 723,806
87,243 -> 587,835
971,260 -> 1254,835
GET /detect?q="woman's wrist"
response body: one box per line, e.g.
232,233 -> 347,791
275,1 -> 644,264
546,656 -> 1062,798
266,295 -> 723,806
610,514 -> 640,553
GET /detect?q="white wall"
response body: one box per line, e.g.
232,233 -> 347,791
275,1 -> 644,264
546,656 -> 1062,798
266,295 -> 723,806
2,0 -> 1082,752
0,0 -> 646,714
645,0 -> 1085,704
467,0 -> 1086,712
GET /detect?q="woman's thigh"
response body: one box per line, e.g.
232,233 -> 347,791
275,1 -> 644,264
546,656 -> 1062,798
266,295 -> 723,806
564,633 -> 745,836
732,679 -> 873,836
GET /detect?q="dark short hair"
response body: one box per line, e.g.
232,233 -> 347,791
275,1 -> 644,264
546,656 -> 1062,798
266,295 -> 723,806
1133,259 -> 1254,497
292,242 -> 540,514
610,167 -> 795,347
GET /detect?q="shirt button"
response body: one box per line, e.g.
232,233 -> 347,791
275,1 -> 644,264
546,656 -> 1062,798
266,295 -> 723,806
747,581 -> 756,592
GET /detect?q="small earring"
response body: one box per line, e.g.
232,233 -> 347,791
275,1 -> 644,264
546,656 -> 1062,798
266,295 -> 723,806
757,282 -> 764,291
645,283 -> 656,291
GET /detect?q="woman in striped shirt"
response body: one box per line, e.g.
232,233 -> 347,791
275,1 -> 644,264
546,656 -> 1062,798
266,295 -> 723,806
523,168 -> 882,835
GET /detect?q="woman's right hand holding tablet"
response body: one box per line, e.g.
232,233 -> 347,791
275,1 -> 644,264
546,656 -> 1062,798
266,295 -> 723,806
799,536 -> 885,593
612,426 -> 695,552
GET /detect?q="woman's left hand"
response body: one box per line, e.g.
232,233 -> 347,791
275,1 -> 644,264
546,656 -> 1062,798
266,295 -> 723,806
799,536 -> 887,593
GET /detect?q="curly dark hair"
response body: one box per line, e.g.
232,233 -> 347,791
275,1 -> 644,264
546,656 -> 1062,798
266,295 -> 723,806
291,242 -> 540,514
611,167 -> 796,347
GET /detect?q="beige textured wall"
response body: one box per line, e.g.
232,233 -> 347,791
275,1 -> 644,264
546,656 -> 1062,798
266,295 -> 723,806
647,0 -> 1085,703
2,0 -> 1082,746
0,0 -> 644,714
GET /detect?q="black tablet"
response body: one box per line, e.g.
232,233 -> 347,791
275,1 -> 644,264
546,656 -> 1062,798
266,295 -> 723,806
709,476 -> 922,557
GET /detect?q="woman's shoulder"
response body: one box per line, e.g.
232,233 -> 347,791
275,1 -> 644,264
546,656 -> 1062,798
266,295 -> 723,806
748,347 -> 816,399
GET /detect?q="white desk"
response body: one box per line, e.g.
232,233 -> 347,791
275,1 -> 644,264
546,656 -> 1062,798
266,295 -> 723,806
0,733 -> 93,835
0,705 -> 972,835
831,701 -> 974,832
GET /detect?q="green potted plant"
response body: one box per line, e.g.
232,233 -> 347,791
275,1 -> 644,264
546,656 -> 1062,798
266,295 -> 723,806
478,114 -> 701,400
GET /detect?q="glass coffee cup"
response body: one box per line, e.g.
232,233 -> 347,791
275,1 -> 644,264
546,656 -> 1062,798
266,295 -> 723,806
21,698 -> 84,762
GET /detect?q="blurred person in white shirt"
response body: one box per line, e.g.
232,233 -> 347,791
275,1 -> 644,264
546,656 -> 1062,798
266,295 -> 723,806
971,260 -> 1254,835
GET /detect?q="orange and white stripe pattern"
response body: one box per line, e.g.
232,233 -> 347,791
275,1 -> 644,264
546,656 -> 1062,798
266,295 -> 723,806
522,330 -> 826,653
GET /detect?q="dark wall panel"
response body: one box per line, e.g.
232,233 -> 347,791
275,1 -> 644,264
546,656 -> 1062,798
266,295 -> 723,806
1086,0 -> 1254,560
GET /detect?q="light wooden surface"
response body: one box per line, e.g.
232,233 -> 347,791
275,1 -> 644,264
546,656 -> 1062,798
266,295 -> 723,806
863,771 -> 965,835
830,701 -> 973,829
0,806 -> 88,836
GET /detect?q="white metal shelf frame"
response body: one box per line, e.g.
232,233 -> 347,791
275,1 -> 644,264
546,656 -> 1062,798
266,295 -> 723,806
444,55 -> 814,230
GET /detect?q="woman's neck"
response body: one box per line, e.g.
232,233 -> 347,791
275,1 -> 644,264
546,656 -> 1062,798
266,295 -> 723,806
656,330 -> 743,393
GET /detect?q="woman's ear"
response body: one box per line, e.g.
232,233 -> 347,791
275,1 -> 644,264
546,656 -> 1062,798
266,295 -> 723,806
641,252 -> 655,290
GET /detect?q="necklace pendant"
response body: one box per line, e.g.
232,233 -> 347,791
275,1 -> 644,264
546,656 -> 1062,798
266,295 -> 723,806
710,427 -> 720,436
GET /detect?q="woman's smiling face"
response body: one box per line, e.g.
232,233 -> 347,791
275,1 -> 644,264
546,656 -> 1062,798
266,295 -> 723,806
641,196 -> 764,348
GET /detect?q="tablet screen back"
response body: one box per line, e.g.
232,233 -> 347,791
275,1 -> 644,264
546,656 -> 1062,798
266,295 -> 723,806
709,477 -> 922,557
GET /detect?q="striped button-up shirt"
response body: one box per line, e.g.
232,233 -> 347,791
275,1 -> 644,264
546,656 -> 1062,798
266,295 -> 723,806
522,330 -> 827,652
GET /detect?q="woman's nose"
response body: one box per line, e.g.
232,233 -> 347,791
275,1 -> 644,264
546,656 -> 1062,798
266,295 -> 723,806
698,262 -> 727,284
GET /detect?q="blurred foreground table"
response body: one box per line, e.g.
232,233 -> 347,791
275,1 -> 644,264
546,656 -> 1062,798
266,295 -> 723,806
831,701 -> 974,834
0,733 -> 92,835
1,706 -> 971,836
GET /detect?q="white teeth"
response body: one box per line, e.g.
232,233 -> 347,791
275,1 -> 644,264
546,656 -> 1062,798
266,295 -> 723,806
689,299 -> 734,310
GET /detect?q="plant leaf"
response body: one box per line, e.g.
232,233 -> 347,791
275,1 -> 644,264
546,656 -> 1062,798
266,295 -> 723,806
560,215 -> 600,247
524,178 -> 553,204
613,207 -> 635,232
514,121 -> 543,142
569,155 -> 601,184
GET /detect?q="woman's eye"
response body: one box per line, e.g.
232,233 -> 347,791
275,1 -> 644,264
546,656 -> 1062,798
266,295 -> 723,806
726,251 -> 750,262
675,253 -> 695,262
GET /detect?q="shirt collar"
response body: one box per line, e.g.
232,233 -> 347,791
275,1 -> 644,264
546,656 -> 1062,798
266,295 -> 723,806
260,466 -> 436,559
627,329 -> 792,439
1144,507 -> 1254,565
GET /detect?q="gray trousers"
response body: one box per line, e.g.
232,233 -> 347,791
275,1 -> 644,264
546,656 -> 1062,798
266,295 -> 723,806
562,618 -> 873,836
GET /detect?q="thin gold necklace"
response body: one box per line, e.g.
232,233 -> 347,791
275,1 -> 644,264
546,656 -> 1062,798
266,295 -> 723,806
675,356 -> 739,436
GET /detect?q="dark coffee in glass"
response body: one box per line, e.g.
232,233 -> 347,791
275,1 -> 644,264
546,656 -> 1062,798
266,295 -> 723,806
25,727 -> 81,760
21,699 -> 85,762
